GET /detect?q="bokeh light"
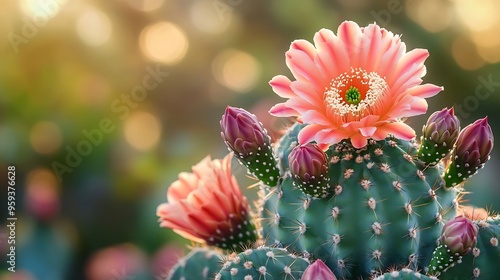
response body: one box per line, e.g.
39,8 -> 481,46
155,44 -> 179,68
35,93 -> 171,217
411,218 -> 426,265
124,111 -> 162,151
189,1 -> 231,34
452,36 -> 486,70
454,0 -> 498,32
76,8 -> 112,47
85,244 -> 147,280
25,168 -> 60,220
127,0 -> 163,12
212,49 -> 261,93
20,0 -> 67,18
30,121 -> 62,154
139,21 -> 189,65
407,0 -> 500,67
406,0 -> 453,33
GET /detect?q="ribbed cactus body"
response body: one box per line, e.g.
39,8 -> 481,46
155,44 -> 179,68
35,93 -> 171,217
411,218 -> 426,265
261,124 -> 459,279
167,248 -> 222,280
215,246 -> 310,279
374,269 -> 436,280
437,216 -> 500,279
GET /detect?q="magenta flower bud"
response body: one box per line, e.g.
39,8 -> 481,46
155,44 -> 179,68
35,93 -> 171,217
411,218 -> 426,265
428,216 -> 478,276
440,216 -> 478,256
302,259 -> 337,280
221,106 -> 268,156
288,143 -> 330,198
220,106 -> 279,186
444,117 -> 494,187
418,108 -> 460,165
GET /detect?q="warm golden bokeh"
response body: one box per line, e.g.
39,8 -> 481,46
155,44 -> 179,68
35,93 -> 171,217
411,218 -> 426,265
408,0 -> 500,67
139,21 -> 189,65
30,121 -> 62,154
212,49 -> 261,93
124,111 -> 162,151
76,8 -> 112,47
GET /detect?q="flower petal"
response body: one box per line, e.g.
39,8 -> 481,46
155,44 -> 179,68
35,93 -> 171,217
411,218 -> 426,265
373,122 -> 416,140
269,75 -> 296,98
290,80 -> 323,106
301,110 -> 330,125
269,103 -> 299,117
337,21 -> 363,66
359,126 -> 377,137
286,49 -> 324,88
405,83 -> 443,98
290,39 -> 317,60
313,28 -> 349,78
351,132 -> 368,148
298,124 -> 325,144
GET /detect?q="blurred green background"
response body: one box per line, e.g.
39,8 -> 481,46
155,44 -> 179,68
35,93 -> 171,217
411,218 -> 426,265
0,0 -> 499,279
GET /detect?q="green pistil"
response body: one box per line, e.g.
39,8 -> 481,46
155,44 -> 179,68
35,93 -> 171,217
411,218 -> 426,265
345,86 -> 361,105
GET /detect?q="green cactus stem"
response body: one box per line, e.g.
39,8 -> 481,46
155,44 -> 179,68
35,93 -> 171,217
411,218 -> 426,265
261,124 -> 459,279
167,248 -> 222,280
215,246 -> 310,279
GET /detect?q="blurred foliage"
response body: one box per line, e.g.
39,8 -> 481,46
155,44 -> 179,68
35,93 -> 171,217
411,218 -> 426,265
0,0 -> 499,279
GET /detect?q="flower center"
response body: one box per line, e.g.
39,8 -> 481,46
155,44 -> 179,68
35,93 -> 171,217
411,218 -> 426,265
325,68 -> 388,117
345,86 -> 361,105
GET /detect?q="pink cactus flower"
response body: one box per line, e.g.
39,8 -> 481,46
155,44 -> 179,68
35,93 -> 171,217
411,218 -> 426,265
269,21 -> 442,149
302,259 -> 337,280
156,153 -> 257,250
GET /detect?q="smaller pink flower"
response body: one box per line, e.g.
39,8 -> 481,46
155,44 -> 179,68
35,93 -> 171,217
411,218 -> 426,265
156,153 -> 257,250
302,259 -> 337,280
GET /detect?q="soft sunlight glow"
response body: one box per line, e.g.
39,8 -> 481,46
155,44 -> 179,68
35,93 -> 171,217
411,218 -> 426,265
127,0 -> 163,12
212,49 -> 261,93
406,0 -> 452,33
189,1 -> 231,34
30,121 -> 62,154
76,9 -> 112,47
452,36 -> 485,70
20,0 -> 67,18
124,111 -> 162,151
139,21 -> 189,65
454,0 -> 498,32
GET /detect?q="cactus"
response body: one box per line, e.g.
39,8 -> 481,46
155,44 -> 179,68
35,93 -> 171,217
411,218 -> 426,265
215,246 -> 310,280
373,269 -> 436,280
262,124 -> 459,278
167,248 -> 222,280
158,21 -> 498,280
